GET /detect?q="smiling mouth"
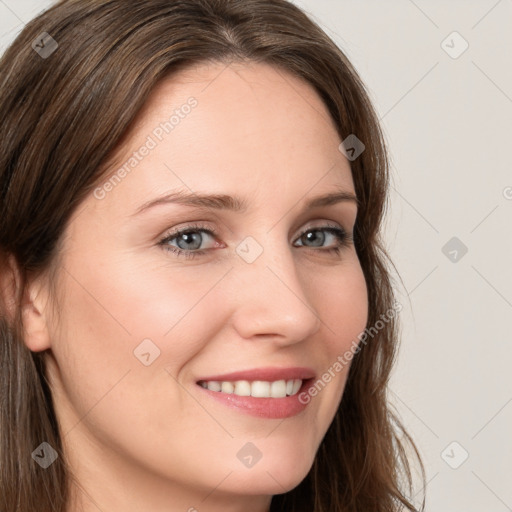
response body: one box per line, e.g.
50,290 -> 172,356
197,379 -> 303,398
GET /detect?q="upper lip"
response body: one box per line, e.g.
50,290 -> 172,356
196,366 -> 316,383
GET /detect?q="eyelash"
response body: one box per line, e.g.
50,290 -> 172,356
158,222 -> 353,260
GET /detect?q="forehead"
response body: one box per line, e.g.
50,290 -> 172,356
89,60 -> 354,218
122,60 -> 343,150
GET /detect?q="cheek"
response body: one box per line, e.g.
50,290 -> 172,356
305,259 -> 368,413
49,252 -> 229,416
58,250 -> 222,352
316,257 -> 369,352
47,258 -> 223,467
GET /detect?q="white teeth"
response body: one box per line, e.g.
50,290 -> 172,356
251,381 -> 270,397
221,381 -> 234,394
234,380 -> 251,396
201,378 -> 303,398
270,380 -> 287,398
207,381 -> 221,392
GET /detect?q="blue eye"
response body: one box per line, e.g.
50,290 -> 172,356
158,222 -> 353,259
294,224 -> 352,256
158,222 -> 218,260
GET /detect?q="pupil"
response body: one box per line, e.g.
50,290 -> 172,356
179,232 -> 201,250
305,230 -> 324,247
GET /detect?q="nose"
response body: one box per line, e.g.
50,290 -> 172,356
228,237 -> 323,346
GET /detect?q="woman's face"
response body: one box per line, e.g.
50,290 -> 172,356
35,61 -> 368,510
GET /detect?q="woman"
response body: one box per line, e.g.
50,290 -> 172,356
0,0 -> 426,510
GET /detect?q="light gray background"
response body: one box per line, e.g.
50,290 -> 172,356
1,1 -> 511,510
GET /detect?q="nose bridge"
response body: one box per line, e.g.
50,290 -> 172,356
229,230 -> 323,342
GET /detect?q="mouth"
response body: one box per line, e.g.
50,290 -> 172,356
197,378 -> 303,398
195,367 -> 315,419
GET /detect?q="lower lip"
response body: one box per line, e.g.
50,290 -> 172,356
196,380 -> 312,419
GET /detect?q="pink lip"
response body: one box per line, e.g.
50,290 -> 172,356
195,367 -> 316,419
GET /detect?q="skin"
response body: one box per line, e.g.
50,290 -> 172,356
22,60 -> 368,512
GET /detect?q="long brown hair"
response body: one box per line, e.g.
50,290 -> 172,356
0,0 -> 426,510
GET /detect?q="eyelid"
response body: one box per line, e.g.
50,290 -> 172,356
158,222 -> 221,249
160,221 -> 218,237
159,219 -> 349,242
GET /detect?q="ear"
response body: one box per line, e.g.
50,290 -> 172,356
21,270 -> 52,352
0,253 -> 52,352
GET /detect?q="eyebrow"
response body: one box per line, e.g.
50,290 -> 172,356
132,187 -> 359,217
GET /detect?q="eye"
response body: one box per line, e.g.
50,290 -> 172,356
293,223 -> 353,256
158,221 -> 353,259
158,222 -> 219,260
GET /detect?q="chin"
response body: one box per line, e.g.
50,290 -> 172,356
225,445 -> 316,496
